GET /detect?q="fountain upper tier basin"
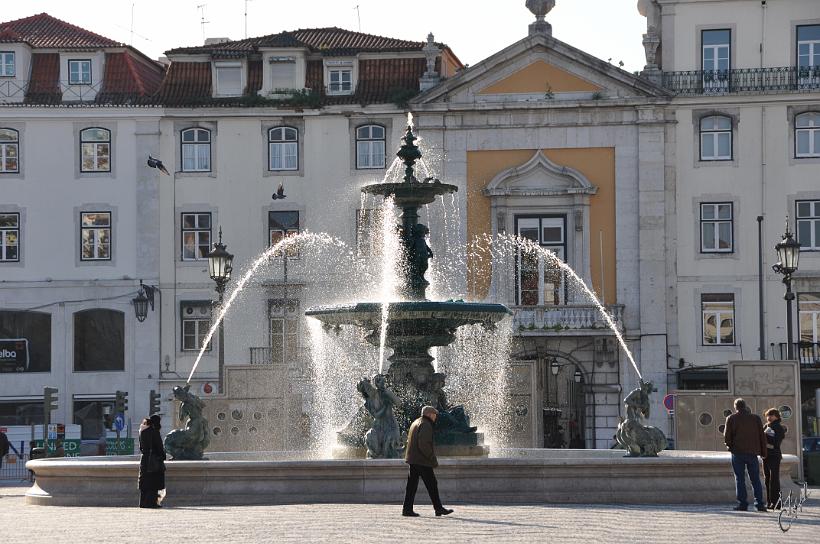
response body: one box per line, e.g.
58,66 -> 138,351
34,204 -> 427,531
361,181 -> 458,207
25,450 -> 800,506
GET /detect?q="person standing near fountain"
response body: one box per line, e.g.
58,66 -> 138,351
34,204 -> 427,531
138,415 -> 166,508
402,406 -> 453,517
762,407 -> 786,509
723,398 -> 768,512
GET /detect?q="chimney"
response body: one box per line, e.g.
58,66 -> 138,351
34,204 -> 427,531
204,37 -> 231,46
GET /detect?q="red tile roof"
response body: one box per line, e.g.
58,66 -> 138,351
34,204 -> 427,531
96,52 -> 166,104
24,53 -> 60,104
0,13 -> 122,49
167,27 -> 446,57
156,62 -> 212,106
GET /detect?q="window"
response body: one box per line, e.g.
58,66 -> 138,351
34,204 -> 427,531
73,399 -> 116,440
328,68 -> 352,94
0,128 -> 19,173
270,301 -> 299,365
80,212 -> 111,261
702,29 -> 730,92
701,293 -> 735,345
795,112 -> 820,158
68,60 -> 91,84
80,128 -> 111,172
797,25 -> 820,88
700,203 -> 733,252
799,293 -> 820,344
181,302 -> 212,352
181,212 -> 211,261
356,125 -> 386,169
356,208 -> 383,255
73,309 -> 124,371
0,213 -> 19,261
0,52 -> 14,77
700,116 -> 732,160
0,400 -> 44,426
270,57 -> 296,89
215,62 -> 242,96
269,211 -> 299,257
181,128 -> 211,172
268,127 -> 298,171
796,200 -> 820,249
0,310 -> 51,373
515,216 -> 566,306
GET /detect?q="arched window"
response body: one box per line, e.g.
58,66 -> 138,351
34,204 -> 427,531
699,115 -> 732,161
268,126 -> 298,171
796,112 -> 820,158
80,127 -> 111,172
356,125 -> 386,169
73,309 -> 124,371
181,128 -> 212,172
0,128 -> 19,173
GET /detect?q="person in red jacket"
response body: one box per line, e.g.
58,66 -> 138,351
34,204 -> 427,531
723,398 -> 768,511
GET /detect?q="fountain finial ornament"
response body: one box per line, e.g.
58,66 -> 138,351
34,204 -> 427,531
526,0 -> 555,36
397,125 -> 423,183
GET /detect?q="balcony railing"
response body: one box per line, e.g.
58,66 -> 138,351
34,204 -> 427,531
775,343 -> 820,369
662,66 -> 820,95
0,80 -> 103,103
512,304 -> 624,333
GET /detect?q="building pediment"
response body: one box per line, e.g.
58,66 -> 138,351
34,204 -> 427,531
483,151 -> 597,197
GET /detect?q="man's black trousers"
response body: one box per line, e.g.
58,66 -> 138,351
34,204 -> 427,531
403,464 -> 444,512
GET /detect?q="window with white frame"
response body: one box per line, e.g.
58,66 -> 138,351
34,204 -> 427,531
181,212 -> 211,261
796,200 -> 820,249
700,203 -> 733,253
516,216 -> 566,306
80,211 -> 111,261
269,210 -> 299,257
268,127 -> 298,171
0,52 -> 15,77
798,293 -> 820,344
700,115 -> 732,160
0,213 -> 19,262
181,301 -> 212,351
0,128 -> 19,173
702,29 -> 730,92
795,112 -> 820,158
68,60 -> 91,84
797,25 -> 820,88
356,125 -> 386,169
356,208 -> 383,255
80,128 -> 110,172
270,301 -> 299,365
328,68 -> 352,94
701,293 -> 735,345
214,62 -> 242,96
181,128 -> 211,172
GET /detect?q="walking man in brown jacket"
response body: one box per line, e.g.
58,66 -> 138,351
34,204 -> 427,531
402,406 -> 453,517
723,398 -> 768,511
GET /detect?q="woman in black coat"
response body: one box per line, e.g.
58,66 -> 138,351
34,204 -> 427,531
138,414 -> 166,508
763,407 -> 786,509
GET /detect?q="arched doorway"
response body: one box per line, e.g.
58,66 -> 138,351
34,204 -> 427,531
542,357 -> 585,448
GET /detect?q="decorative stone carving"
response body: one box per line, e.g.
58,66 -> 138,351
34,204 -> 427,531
358,375 -> 403,459
526,0 -> 555,36
615,380 -> 667,457
420,33 -> 441,91
637,0 -> 662,81
164,385 -> 210,460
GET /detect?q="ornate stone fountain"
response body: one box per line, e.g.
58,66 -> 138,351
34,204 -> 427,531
305,125 -> 511,457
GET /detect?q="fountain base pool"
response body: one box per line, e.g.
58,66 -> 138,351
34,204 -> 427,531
25,450 -> 799,506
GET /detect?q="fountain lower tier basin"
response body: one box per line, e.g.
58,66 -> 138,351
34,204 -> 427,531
25,450 -> 799,507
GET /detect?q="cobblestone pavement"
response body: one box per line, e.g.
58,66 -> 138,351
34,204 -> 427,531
2,483 -> 819,543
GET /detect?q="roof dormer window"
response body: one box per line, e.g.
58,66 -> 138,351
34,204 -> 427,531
270,57 -> 296,91
214,61 -> 242,97
68,59 -> 91,85
0,52 -> 15,77
324,59 -> 356,95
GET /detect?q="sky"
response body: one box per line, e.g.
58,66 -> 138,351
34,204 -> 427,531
4,0 -> 648,71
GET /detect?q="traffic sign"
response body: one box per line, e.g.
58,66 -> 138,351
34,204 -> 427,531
114,414 -> 125,432
663,394 -> 675,412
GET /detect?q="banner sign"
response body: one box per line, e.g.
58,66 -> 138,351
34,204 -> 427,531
106,438 -> 135,456
0,338 -> 29,372
34,439 -> 81,457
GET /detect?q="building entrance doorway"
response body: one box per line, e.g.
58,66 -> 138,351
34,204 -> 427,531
542,357 -> 585,448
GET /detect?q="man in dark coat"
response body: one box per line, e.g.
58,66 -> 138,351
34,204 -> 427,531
723,398 -> 768,511
138,414 -> 166,508
402,406 -> 453,517
0,430 -> 9,470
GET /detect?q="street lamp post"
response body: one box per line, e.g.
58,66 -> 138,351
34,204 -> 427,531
772,221 -> 800,360
207,228 -> 234,393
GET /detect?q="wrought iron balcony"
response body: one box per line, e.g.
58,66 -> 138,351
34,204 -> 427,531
0,79 -> 104,103
775,342 -> 820,369
512,304 -> 624,333
662,66 -> 820,95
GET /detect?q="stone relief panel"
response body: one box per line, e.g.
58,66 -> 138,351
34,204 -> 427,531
732,364 -> 795,396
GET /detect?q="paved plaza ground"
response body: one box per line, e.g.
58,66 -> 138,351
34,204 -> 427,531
1,482 -> 819,543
